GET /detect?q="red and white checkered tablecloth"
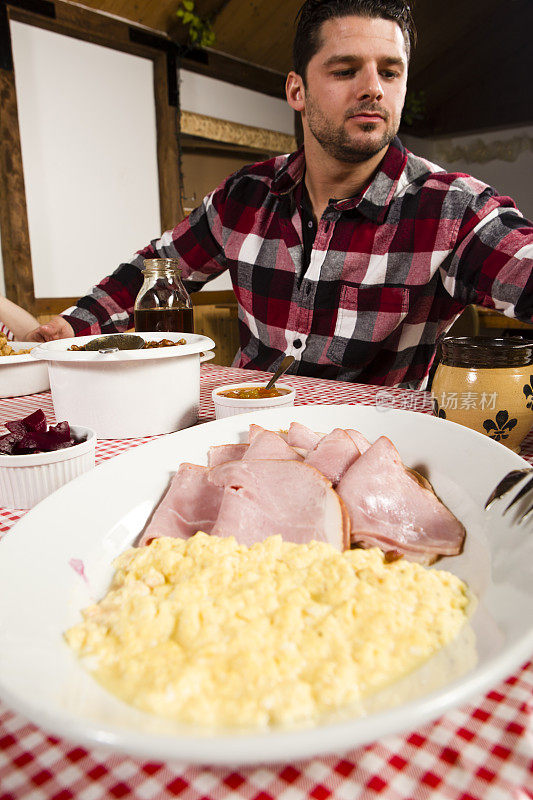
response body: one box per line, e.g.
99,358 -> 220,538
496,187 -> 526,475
1,364 -> 532,800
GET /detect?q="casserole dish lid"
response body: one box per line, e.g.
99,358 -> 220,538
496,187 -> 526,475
31,332 -> 215,363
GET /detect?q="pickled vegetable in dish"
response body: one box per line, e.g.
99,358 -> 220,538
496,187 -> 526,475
0,409 -> 85,455
218,386 -> 291,399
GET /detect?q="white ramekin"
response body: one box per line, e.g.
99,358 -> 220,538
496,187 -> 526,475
212,382 -> 296,420
0,425 -> 96,509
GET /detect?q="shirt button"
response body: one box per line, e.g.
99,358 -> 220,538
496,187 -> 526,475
293,339 -> 302,349
307,221 -> 314,228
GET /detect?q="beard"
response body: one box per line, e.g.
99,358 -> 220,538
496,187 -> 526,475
304,94 -> 399,163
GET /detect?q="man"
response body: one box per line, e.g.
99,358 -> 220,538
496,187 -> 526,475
27,0 -> 533,389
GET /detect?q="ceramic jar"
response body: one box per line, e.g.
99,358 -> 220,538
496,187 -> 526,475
432,336 -> 533,452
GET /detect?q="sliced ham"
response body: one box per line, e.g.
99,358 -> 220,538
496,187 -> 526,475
137,421 -> 466,565
287,421 -> 323,451
248,424 -> 288,443
304,428 -> 361,485
336,436 -> 465,564
345,429 -> 371,455
243,429 -> 302,461
138,463 -> 224,546
208,459 -> 350,550
208,443 -> 248,468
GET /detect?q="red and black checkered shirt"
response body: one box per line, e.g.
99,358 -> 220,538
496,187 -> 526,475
63,137 -> 533,388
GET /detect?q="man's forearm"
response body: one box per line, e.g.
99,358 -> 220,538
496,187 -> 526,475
61,261 -> 145,336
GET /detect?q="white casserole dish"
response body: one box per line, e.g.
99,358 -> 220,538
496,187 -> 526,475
0,342 -> 50,398
31,332 -> 215,439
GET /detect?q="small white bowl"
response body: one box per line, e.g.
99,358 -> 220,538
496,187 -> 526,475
212,382 -> 296,420
0,342 -> 50,398
0,425 -> 96,509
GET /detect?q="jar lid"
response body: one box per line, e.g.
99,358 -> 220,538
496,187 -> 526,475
441,336 -> 533,368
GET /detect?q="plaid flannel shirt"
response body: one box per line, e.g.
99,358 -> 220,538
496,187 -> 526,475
63,137 -> 533,388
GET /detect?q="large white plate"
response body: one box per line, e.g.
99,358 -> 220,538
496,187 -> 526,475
1,405 -> 532,765
0,341 -> 50,398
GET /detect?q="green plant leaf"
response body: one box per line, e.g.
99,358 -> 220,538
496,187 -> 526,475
176,0 -> 216,50
202,30 -> 216,47
402,89 -> 426,127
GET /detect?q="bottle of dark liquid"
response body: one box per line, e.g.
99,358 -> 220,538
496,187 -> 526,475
134,258 -> 194,333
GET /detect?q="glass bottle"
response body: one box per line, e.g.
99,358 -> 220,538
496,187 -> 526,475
134,258 -> 194,333
432,336 -> 533,451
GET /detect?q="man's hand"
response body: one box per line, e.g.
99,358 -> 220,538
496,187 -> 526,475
25,316 -> 75,342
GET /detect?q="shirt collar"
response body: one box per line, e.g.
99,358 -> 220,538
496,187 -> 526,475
271,137 -> 408,224
271,147 -> 306,196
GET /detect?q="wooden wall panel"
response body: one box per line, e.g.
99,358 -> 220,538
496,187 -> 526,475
193,301 -> 240,367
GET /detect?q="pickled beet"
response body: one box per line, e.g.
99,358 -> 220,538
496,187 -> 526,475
0,410 -> 84,455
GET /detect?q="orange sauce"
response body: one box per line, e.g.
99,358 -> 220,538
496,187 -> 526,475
218,386 -> 291,400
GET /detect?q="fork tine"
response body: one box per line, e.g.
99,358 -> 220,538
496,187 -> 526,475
504,474 -> 533,513
484,468 -> 533,510
519,502 -> 533,523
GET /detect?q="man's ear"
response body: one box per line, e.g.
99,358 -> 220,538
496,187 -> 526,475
286,71 -> 305,112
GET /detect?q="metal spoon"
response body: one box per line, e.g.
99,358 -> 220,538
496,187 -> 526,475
265,355 -> 295,390
82,333 -> 145,353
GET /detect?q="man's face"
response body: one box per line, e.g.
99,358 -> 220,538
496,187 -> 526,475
289,15 -> 408,163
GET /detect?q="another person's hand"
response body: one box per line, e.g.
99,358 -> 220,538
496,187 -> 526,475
25,316 -> 75,342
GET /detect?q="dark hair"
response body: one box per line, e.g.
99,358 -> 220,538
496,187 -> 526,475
293,0 -> 416,81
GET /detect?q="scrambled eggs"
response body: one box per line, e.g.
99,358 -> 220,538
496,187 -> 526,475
65,533 -> 471,728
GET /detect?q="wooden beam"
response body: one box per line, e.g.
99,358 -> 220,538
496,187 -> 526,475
30,290 -> 237,317
0,66 -> 36,313
153,50 -> 182,230
178,48 -> 286,99
10,1 -> 147,57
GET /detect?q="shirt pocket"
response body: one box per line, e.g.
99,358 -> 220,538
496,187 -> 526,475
329,284 -> 410,358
